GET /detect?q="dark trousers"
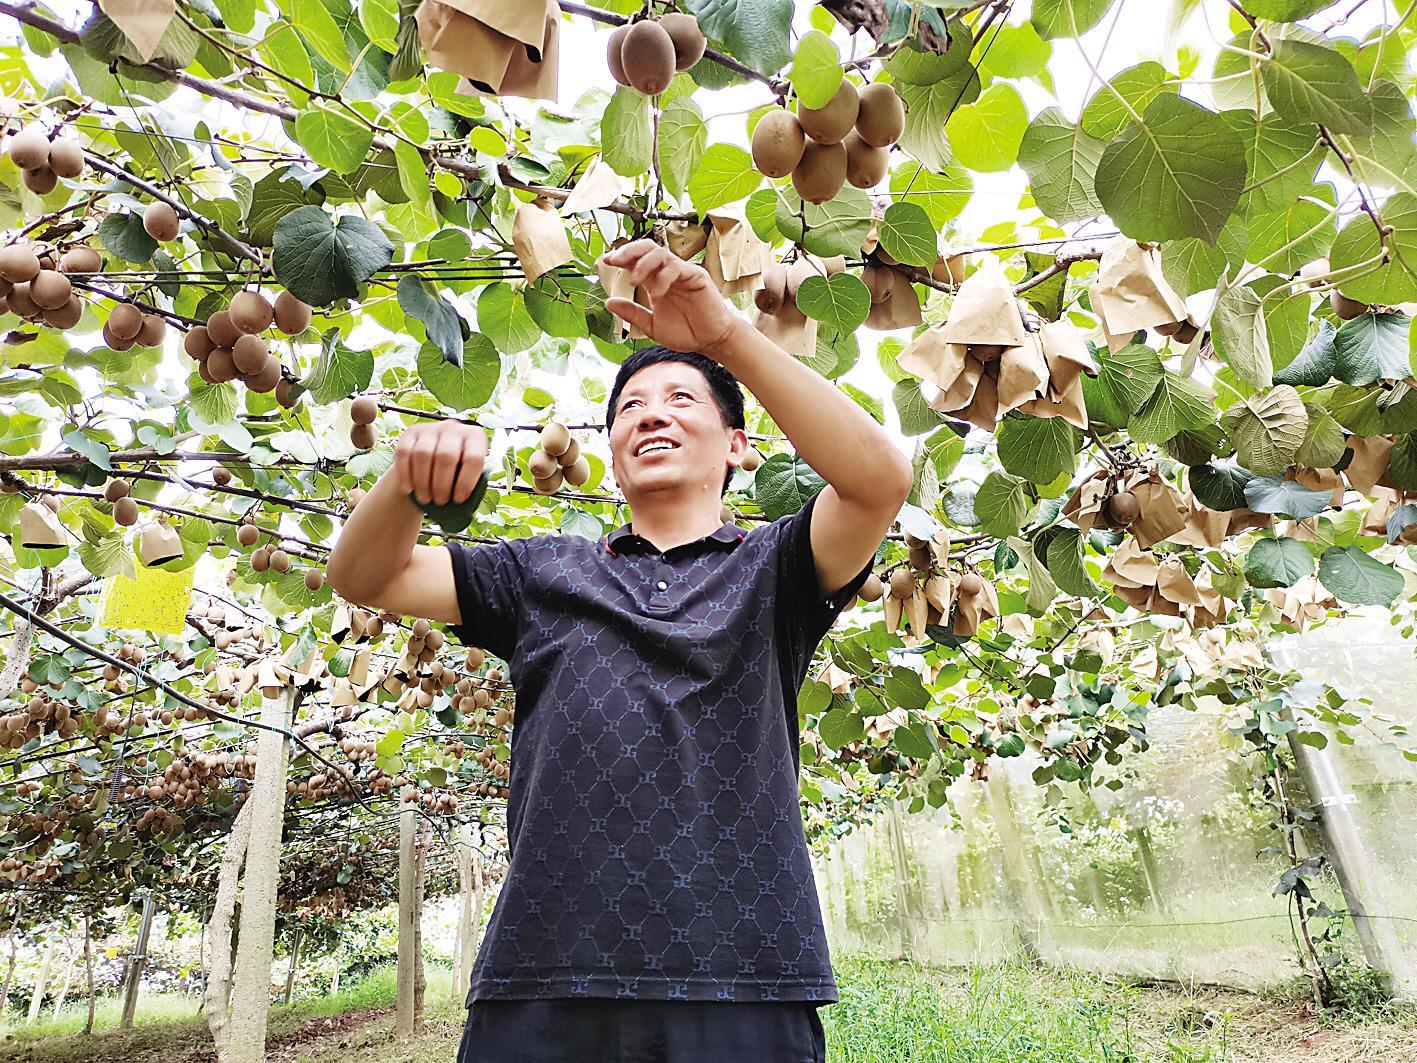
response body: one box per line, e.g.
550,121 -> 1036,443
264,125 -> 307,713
456,998 -> 827,1063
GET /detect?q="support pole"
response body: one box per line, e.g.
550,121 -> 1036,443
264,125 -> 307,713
83,917 -> 96,1035
120,899 -> 157,1029
283,931 -> 301,1005
26,937 -> 56,1024
395,806 -> 420,1036
51,949 -> 74,1018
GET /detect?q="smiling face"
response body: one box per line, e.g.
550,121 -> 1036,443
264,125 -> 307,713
608,361 -> 748,503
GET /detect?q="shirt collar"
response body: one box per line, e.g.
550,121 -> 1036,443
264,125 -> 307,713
605,520 -> 744,555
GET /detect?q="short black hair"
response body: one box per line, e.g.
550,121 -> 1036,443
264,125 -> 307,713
606,346 -> 746,496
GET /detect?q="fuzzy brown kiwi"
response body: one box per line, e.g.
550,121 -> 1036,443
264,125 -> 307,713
102,319 -> 136,351
528,448 -> 560,480
796,80 -> 860,146
229,290 -> 274,334
269,549 -> 292,574
104,479 -> 131,502
1106,490 -> 1140,525
606,23 -> 632,86
958,572 -> 985,596
1153,319 -> 1183,337
136,314 -> 166,348
58,245 -> 101,274
556,438 -> 581,467
206,347 -> 238,382
350,423 -> 376,450
237,523 -> 259,546
533,468 -> 564,495
658,12 -> 706,70
1173,321 -> 1201,344
6,126 -> 49,170
142,201 -> 179,242
45,137 -> 83,179
232,333 -> 269,375
23,167 -> 57,195
539,422 -> 571,457
858,572 -> 885,602
843,129 -> 888,189
862,264 -> 894,305
275,377 -> 298,408
889,568 -> 914,598
251,545 -> 271,572
206,310 -> 241,348
273,291 -> 312,335
28,270 -> 71,311
183,326 -> 214,361
563,455 -> 591,487
304,568 -> 324,591
113,497 -> 139,526
740,446 -> 763,473
107,302 -> 143,341
245,355 -> 281,393
350,396 -> 378,425
621,20 -> 676,96
1330,291 -> 1369,320
750,109 -> 806,180
0,245 -> 41,284
43,296 -> 82,330
754,263 -> 790,314
855,83 -> 905,147
791,139 -> 847,206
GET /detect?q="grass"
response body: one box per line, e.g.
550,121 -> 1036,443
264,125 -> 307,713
0,952 -> 1414,1062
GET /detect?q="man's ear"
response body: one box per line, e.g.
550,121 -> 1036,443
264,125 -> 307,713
725,427 -> 749,467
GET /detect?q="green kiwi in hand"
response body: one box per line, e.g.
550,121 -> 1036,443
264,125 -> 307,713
414,467 -> 490,534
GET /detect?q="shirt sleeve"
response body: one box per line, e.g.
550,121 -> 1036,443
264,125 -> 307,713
444,540 -> 528,663
774,489 -> 875,677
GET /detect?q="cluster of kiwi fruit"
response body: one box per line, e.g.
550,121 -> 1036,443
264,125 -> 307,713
529,421 -> 591,494
183,288 -> 311,402
235,519 -> 300,578
0,241 -> 108,332
103,475 -> 142,526
130,749 -> 249,810
5,123 -> 85,193
752,80 -> 906,205
607,11 -> 706,95
755,254 -> 843,324
0,695 -> 80,748
349,395 -> 379,450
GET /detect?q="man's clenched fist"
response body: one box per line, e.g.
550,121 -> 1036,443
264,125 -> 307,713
394,422 -> 489,507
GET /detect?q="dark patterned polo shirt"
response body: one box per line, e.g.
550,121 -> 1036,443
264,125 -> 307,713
445,489 -> 871,1007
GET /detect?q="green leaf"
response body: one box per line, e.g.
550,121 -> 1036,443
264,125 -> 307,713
1328,194 -> 1417,305
77,533 -> 135,579
1296,409 -> 1346,469
1227,110 -> 1322,217
290,0 -> 349,69
188,382 -> 240,425
775,186 -> 874,259
684,0 -> 793,77
1244,475 -> 1331,520
687,143 -> 761,212
1275,320 -> 1337,387
476,283 -> 539,354
897,67 -> 982,172
787,30 -> 842,110
976,21 -> 1050,79
98,213 -> 157,263
1094,94 -> 1246,244
975,472 -> 1030,538
359,0 -> 398,50
1088,342 -> 1163,422
1046,528 -> 1096,597
883,667 -> 929,711
417,469 -> 490,534
602,86 -> 652,178
1128,370 -> 1214,444
818,702 -> 865,749
1212,282 -> 1273,390
1031,0 -> 1115,39
398,275 -> 464,366
1332,313 -> 1413,386
877,203 -> 937,268
1318,545 -> 1403,606
755,453 -> 826,519
272,206 -> 393,307
1260,39 -> 1368,135
1247,0 -> 1329,18
294,104 -> 372,174
996,416 -> 1080,484
1190,461 -> 1253,511
1220,385 -> 1308,476
657,98 -> 707,200
945,82 -> 1028,173
796,273 -> 871,331
245,168 -> 324,246
525,274 -> 590,339
1017,107 -> 1106,224
1245,537 -> 1315,589
417,336 -> 500,411
1387,433 -> 1417,490
1080,62 -> 1174,140
1245,192 -> 1335,278
394,139 -> 433,224
300,330 -> 374,404
892,379 -> 946,436
889,162 -> 972,229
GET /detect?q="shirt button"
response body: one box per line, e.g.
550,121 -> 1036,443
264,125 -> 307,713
656,580 -> 668,591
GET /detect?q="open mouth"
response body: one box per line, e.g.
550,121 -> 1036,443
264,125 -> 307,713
634,438 -> 679,457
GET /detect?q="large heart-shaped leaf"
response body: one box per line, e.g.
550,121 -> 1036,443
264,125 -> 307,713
1245,537 -> 1315,589
1018,107 -> 1106,224
755,453 -> 827,519
1220,385 -> 1307,475
1318,545 -> 1404,606
272,206 -> 393,307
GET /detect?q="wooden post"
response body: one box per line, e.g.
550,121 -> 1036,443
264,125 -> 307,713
226,689 -> 293,1063
83,917 -> 96,1035
329,953 -> 341,997
395,807 -> 418,1036
283,930 -> 301,1005
414,821 -> 429,1027
120,897 -> 156,1029
51,947 -> 74,1018
26,936 -> 56,1024
452,825 -> 474,1000
885,797 -> 913,958
0,934 -> 17,1017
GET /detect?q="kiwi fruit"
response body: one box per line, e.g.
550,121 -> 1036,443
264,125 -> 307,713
4,283 -> 38,320
207,309 -> 241,347
797,80 -> 860,146
659,12 -> 706,71
1173,321 -> 1201,344
273,291 -> 312,335
243,355 -> 280,393
113,497 -> 139,526
1331,291 -> 1369,320
529,448 -> 559,479
304,568 -> 324,591
105,479 -> 131,502
740,446 -> 763,472
59,246 -> 101,274
751,109 -> 806,180
142,202 -> 179,242
237,523 -> 259,546
606,23 -> 632,86
855,83 -> 905,148
251,546 -> 271,572
350,423 -> 376,450
532,468 -> 564,495
563,455 -> 591,487
107,302 -> 143,341
276,377 -> 298,409
889,568 -> 914,598
229,290 -> 273,334
350,396 -> 378,425
755,263 -> 790,314
232,334 -> 269,375
28,270 -> 71,311
958,572 -> 985,597
844,129 -> 888,189
539,422 -> 571,457
184,326 -> 214,360
0,245 -> 41,284
196,359 -> 218,385
43,296 -> 82,330
862,264 -> 894,305
23,168 -> 57,195
859,573 -> 884,602
269,549 -> 292,574
1105,491 -> 1140,525
45,137 -> 83,179
932,254 -> 966,286
136,314 -> 166,348
7,126 -> 50,170
791,139 -> 847,205
207,347 -> 238,382
621,20 -> 676,96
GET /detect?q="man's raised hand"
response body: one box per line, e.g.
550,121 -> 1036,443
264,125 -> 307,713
394,421 -> 488,507
598,239 -> 744,360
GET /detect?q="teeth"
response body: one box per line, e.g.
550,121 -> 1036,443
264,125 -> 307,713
638,441 -> 675,456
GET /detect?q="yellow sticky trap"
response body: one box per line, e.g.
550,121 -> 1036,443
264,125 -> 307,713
99,560 -> 195,635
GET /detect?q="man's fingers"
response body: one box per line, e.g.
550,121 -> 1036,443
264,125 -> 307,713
643,261 -> 679,301
430,428 -> 462,506
407,431 -> 438,504
605,296 -> 654,335
598,239 -> 659,270
450,441 -> 484,504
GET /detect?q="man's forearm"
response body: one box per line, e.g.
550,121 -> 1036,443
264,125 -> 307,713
711,319 -> 914,506
326,472 -> 425,603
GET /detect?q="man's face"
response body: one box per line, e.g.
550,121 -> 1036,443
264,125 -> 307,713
608,362 -> 746,502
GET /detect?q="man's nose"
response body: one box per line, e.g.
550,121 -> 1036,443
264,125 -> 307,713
635,404 -> 671,429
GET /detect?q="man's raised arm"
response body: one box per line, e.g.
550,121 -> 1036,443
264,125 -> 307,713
326,421 -> 488,623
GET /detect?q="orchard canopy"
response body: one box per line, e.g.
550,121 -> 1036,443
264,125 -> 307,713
1,0 -> 1416,928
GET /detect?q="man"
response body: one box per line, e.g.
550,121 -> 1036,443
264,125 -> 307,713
327,240 -> 913,1061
